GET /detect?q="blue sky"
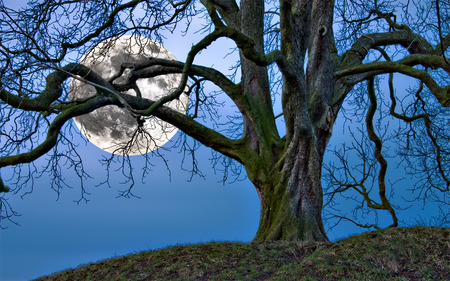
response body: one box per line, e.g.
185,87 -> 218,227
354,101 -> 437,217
0,1 -> 448,280
0,140 -> 261,280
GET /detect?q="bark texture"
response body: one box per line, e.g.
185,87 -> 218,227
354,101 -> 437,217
232,0 -> 336,242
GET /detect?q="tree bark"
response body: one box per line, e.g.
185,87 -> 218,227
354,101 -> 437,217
246,128 -> 329,242
232,0 -> 332,242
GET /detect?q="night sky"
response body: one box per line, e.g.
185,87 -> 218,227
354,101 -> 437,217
0,139 -> 262,280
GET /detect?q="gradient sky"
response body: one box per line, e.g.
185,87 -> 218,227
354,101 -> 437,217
0,140 -> 262,280
0,1 -> 447,280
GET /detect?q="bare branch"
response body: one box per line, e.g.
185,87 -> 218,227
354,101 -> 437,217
336,59 -> 450,107
366,77 -> 398,227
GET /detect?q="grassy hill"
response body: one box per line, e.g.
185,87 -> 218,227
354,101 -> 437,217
36,227 -> 449,280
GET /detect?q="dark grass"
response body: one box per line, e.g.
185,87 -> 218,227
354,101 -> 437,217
35,227 -> 449,281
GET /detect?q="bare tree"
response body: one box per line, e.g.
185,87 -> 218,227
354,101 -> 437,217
0,0 -> 448,241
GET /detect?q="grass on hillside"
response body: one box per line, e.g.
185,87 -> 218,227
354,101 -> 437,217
36,227 -> 449,280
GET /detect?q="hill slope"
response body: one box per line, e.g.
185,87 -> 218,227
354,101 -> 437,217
36,227 -> 449,280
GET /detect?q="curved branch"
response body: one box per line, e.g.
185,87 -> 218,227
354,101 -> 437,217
200,0 -> 286,70
119,93 -> 245,162
332,27 -> 449,110
200,0 -> 240,28
340,30 -> 434,70
132,28 -> 227,117
0,63 -> 108,112
366,78 -> 398,227
0,95 -> 108,168
118,58 -> 241,103
220,26 -> 285,68
336,60 -> 450,107
0,87 -> 245,169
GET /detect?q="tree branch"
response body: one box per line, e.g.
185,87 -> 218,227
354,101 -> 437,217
116,58 -> 241,105
200,0 -> 240,28
340,30 -> 434,69
0,95 -> 107,168
366,77 -> 398,227
132,29 -> 225,117
335,59 -> 450,107
119,93 -> 245,162
0,63 -> 108,112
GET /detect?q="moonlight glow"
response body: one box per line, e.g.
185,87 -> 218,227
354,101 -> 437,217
69,35 -> 188,155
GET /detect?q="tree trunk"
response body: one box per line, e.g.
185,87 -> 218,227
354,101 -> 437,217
236,0 -> 333,242
249,130 -> 329,242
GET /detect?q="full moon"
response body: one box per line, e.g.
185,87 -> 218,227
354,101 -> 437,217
69,35 -> 189,155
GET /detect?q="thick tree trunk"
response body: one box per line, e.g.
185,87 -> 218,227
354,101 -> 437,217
236,0 -> 333,242
249,131 -> 329,242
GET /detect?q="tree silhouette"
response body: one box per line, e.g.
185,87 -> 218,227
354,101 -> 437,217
0,0 -> 448,241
